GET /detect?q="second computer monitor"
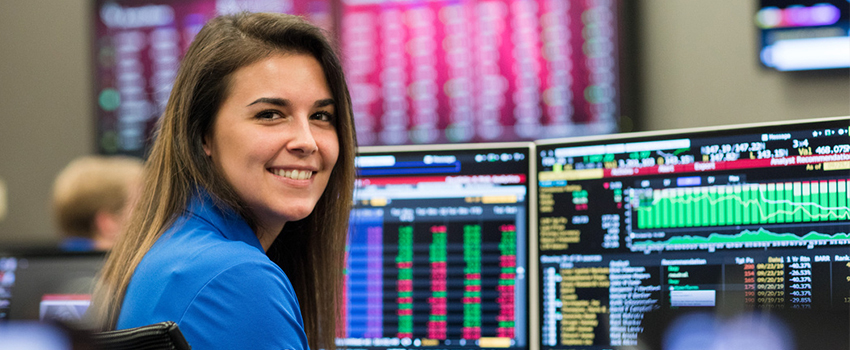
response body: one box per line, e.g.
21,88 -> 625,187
340,142 -> 533,350
535,116 -> 850,349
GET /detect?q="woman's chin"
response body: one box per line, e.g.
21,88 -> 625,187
274,205 -> 317,224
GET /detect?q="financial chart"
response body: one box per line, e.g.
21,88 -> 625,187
536,117 -> 850,349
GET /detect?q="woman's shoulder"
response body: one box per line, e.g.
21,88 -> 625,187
137,215 -> 283,287
119,220 -> 303,349
122,214 -> 293,317
167,236 -> 277,276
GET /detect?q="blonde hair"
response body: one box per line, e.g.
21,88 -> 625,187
89,13 -> 356,350
52,155 -> 143,239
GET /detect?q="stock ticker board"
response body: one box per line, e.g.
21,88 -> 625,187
94,0 -> 620,156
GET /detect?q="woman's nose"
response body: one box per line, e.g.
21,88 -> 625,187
287,118 -> 319,155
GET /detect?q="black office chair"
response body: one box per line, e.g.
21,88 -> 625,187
67,321 -> 192,350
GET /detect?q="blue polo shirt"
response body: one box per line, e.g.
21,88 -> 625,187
116,193 -> 309,350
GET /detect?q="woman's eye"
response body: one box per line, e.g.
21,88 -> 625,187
312,111 -> 335,123
255,110 -> 282,120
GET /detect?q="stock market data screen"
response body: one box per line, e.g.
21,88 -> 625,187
340,143 -> 532,350
536,117 -> 850,349
94,0 -> 622,156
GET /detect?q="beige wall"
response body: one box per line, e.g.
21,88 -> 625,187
638,1 -> 849,131
0,0 -> 93,247
0,0 -> 848,247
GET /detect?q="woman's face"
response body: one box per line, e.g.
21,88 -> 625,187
204,53 -> 339,237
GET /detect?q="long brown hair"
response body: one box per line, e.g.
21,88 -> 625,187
89,13 -> 356,350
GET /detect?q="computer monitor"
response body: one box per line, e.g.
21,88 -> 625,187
339,142 -> 533,350
756,0 -> 850,71
3,251 -> 105,322
534,116 -> 850,349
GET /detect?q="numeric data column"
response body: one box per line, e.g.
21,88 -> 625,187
342,12 -> 378,144
510,0 -> 543,139
463,224 -> 482,339
379,9 -> 408,145
397,225 -> 414,339
407,7 -> 439,144
475,2 -> 508,140
429,225 -> 448,339
541,0 -> 573,137
497,224 -> 517,338
440,3 -> 476,142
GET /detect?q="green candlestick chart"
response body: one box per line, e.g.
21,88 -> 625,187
635,180 -> 850,229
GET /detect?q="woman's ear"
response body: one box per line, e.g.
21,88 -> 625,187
203,135 -> 213,156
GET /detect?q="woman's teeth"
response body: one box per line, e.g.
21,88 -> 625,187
274,169 -> 312,180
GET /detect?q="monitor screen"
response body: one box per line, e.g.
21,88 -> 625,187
535,116 -> 850,349
338,0 -> 620,145
340,142 -> 532,350
0,255 -> 15,320
92,0 -> 334,156
93,0 -> 623,156
4,251 -> 105,322
756,0 -> 850,71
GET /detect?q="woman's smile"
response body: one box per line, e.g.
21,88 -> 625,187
270,168 -> 314,181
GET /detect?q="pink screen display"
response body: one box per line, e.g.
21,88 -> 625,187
94,0 -> 619,154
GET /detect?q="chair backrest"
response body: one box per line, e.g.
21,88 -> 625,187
86,321 -> 191,350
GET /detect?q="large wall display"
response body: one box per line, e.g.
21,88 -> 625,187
94,0 -> 621,156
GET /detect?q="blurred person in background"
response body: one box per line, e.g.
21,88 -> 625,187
52,155 -> 144,251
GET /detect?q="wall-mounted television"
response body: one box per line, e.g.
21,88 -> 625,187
92,0 -> 630,156
756,0 -> 850,71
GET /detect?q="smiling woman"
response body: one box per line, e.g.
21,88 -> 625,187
203,53 -> 340,249
87,12 -> 356,350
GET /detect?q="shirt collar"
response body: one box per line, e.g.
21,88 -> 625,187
184,190 -> 265,252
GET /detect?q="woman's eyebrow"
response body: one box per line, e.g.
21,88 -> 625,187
247,97 -> 289,107
246,97 -> 335,108
314,98 -> 335,108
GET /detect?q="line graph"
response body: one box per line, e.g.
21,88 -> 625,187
629,228 -> 850,247
634,180 -> 850,229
